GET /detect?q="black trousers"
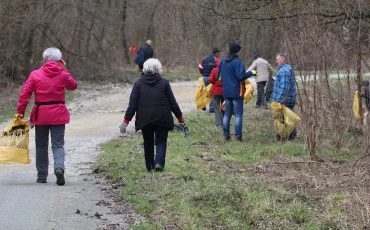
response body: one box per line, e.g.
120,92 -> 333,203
256,81 -> 267,106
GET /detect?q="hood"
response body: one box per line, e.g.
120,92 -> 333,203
140,73 -> 162,85
225,53 -> 239,63
40,60 -> 63,77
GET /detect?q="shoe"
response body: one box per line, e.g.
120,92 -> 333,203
55,168 -> 65,186
224,136 -> 230,141
36,178 -> 47,183
209,110 -> 215,113
202,107 -> 206,111
154,164 -> 164,172
255,105 -> 261,109
235,136 -> 243,142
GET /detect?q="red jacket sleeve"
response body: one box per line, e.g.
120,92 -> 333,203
62,70 -> 78,90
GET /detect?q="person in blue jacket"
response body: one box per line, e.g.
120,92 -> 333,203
270,53 -> 297,140
217,42 -> 255,141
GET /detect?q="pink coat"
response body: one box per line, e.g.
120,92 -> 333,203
17,60 -> 78,125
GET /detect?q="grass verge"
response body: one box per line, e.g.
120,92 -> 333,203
96,104 -> 368,229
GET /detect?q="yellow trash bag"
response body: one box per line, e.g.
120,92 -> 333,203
0,114 -> 31,164
195,77 -> 213,110
244,80 -> 254,104
353,91 -> 361,120
274,105 -> 301,140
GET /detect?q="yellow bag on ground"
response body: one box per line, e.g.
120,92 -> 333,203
0,114 -> 31,164
274,105 -> 301,139
244,80 -> 254,104
195,77 -> 213,110
353,91 -> 361,120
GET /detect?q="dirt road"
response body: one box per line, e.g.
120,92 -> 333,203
0,80 -> 199,230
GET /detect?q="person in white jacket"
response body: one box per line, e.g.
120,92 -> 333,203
247,53 -> 273,108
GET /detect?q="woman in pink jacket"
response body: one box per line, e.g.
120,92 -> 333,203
17,47 -> 77,186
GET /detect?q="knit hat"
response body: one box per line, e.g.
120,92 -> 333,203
229,43 -> 241,54
253,52 -> 260,59
212,48 -> 220,54
362,80 -> 369,86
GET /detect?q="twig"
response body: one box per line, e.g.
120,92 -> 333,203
257,161 -> 330,166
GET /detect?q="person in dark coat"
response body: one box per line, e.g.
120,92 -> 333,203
136,40 -> 154,71
119,58 -> 185,172
361,80 -> 370,124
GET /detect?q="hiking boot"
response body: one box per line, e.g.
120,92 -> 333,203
55,168 -> 65,186
154,164 -> 164,172
224,136 -> 230,141
36,178 -> 47,183
235,136 -> 243,142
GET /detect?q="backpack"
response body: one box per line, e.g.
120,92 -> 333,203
135,49 -> 144,66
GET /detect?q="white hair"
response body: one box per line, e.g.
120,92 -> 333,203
142,58 -> 162,74
42,47 -> 62,62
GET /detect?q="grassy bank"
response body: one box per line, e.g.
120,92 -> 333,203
96,104 -> 367,229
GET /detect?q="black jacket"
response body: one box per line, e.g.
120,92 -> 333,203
137,45 -> 154,69
124,74 -> 182,131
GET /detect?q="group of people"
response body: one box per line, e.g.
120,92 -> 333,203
199,42 -> 297,142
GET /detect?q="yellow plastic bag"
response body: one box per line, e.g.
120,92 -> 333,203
244,80 -> 254,104
274,105 -> 301,139
353,91 -> 361,120
195,77 -> 213,110
0,114 -> 31,164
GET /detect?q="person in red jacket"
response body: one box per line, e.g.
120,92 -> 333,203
208,62 -> 224,126
17,47 -> 78,186
198,48 -> 220,112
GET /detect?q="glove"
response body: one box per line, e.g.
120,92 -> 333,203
270,102 -> 282,112
251,70 -> 257,76
120,119 -> 129,133
119,122 -> 128,133
15,113 -> 24,119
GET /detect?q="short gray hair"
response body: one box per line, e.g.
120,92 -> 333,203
276,53 -> 288,60
143,58 -> 162,74
43,47 -> 62,62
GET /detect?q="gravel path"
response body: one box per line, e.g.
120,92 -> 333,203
0,80 -> 198,229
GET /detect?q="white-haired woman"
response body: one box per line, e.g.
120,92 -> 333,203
17,47 -> 77,185
120,58 -> 185,172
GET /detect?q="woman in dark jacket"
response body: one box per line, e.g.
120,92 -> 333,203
119,58 -> 185,172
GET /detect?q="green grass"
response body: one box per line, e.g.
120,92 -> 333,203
96,103 -> 364,229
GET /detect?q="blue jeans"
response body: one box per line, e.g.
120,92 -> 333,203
141,124 -> 169,171
223,97 -> 244,138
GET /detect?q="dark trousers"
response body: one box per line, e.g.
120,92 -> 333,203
265,78 -> 275,103
141,124 -> 169,171
35,125 -> 65,180
212,95 -> 224,126
256,81 -> 267,106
